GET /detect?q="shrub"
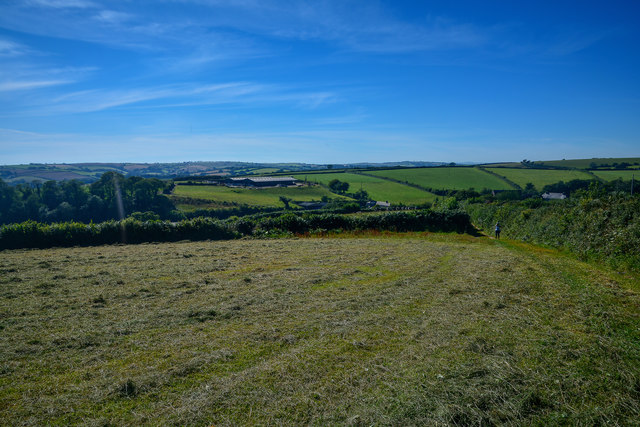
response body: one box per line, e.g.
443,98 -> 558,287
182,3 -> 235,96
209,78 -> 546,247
0,217 -> 237,249
466,194 -> 640,271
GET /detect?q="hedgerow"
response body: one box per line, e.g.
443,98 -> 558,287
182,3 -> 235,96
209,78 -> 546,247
0,217 -> 237,249
0,209 -> 472,250
466,193 -> 640,271
240,209 -> 471,236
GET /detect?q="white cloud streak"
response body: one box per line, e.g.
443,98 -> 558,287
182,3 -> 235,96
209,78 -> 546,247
1,1 -> 490,55
27,0 -> 96,8
95,10 -> 133,25
15,81 -> 337,114
0,80 -> 72,92
0,39 -> 30,57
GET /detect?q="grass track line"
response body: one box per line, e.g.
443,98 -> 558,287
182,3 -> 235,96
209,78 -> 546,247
0,236 -> 638,424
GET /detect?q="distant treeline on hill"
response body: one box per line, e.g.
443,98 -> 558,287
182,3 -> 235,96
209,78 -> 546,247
0,172 -> 176,225
0,209 -> 471,250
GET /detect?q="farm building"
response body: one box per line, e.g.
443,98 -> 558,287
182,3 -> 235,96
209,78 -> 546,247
226,176 -> 299,188
541,192 -> 567,200
366,201 -> 391,209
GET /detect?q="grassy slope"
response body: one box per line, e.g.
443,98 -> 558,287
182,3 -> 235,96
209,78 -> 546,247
249,168 -> 282,174
173,184 -> 348,208
291,172 -> 436,204
1,236 -> 638,425
592,170 -> 639,181
368,167 -> 514,191
486,168 -> 593,190
534,158 -> 640,168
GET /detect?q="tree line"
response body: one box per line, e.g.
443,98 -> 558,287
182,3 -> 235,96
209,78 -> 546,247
0,172 -> 175,225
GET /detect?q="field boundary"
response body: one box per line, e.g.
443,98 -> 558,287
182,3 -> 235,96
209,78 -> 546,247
354,170 -> 440,197
475,167 -> 521,189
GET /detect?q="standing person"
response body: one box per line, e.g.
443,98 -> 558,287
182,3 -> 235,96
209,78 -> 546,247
495,221 -> 501,239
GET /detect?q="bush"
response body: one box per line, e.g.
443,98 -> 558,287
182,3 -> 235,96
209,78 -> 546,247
235,209 -> 472,236
466,194 -> 640,271
0,209 -> 473,250
0,217 -> 237,250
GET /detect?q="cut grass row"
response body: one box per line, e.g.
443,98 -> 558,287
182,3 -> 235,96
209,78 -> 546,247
0,236 -> 638,424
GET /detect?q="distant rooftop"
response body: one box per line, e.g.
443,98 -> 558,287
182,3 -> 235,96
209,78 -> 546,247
542,192 -> 567,200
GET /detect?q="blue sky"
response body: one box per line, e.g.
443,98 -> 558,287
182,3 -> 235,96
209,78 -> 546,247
1,0 -> 639,164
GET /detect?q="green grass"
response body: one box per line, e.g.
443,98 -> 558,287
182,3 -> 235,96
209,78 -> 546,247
368,167 -> 514,191
592,170 -> 639,181
249,168 -> 283,174
486,168 -> 594,190
291,172 -> 436,204
534,157 -> 640,168
173,184 -> 349,208
0,235 -> 638,425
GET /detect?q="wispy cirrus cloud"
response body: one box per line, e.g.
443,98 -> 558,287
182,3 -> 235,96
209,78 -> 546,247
161,0 -> 489,53
27,0 -> 96,8
0,38 -> 38,58
0,80 -> 72,92
0,63 -> 96,94
2,1 -> 490,55
95,10 -> 133,25
19,81 -> 337,114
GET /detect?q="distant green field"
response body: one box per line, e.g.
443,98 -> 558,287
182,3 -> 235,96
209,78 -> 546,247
486,168 -> 593,190
534,158 -> 640,169
592,170 -> 639,181
367,167 -> 514,191
3,175 -> 45,184
292,172 -> 436,204
480,162 -> 520,168
249,168 -> 282,174
173,184 -> 348,208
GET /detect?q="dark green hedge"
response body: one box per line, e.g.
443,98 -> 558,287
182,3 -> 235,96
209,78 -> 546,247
0,217 -> 237,249
0,209 -> 472,250
236,209 -> 472,236
466,194 -> 640,271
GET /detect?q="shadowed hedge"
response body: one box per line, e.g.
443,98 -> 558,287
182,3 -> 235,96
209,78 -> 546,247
0,217 -> 237,249
466,194 -> 640,271
0,209 -> 473,249
247,210 -> 472,235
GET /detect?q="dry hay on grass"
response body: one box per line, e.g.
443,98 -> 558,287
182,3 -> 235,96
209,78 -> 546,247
0,235 -> 638,425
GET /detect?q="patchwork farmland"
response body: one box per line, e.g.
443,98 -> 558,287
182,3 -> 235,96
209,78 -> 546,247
291,172 -> 437,204
172,183 -> 346,209
366,167 -> 514,191
484,168 -> 594,190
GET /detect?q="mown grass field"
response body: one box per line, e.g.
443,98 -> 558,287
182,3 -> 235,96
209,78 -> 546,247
173,184 -> 347,208
592,170 -> 639,181
485,168 -> 594,190
367,167 -> 514,191
291,172 -> 436,204
1,235 -> 638,425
